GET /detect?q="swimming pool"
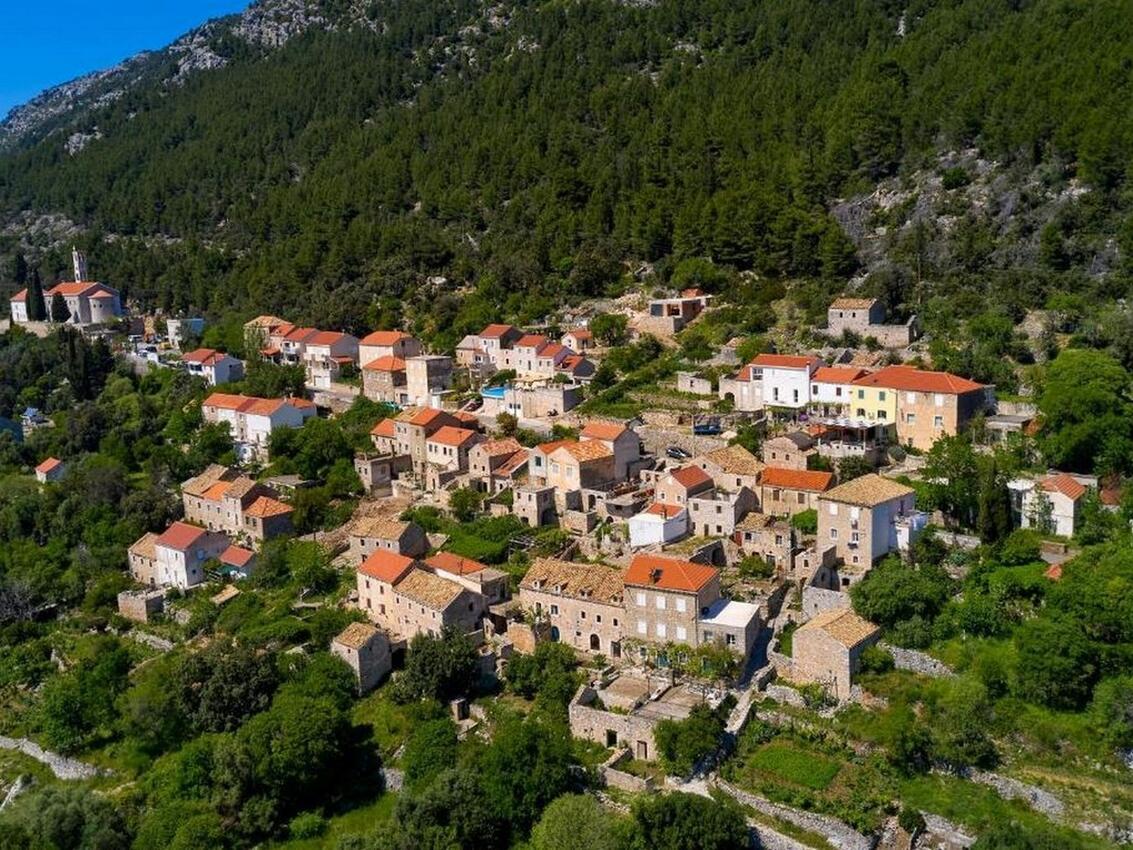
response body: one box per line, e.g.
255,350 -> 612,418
481,385 -> 508,399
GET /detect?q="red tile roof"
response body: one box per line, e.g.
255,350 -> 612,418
566,329 -> 592,340
480,324 -> 517,339
220,545 -> 255,567
645,502 -> 684,519
428,426 -> 479,447
35,457 -> 63,474
370,419 -> 396,438
812,366 -> 869,384
670,465 -> 713,490
308,330 -> 350,347
761,467 -> 834,492
1040,473 -> 1087,501
10,289 -> 26,302
359,551 -> 416,584
624,554 -> 718,593
535,438 -> 573,455
751,353 -> 822,370
46,281 -> 103,297
515,334 -> 548,348
426,551 -> 488,576
851,365 -> 984,394
283,327 -> 319,343
244,496 -> 293,518
399,407 -> 451,427
580,421 -> 629,441
360,330 -> 410,345
203,392 -> 252,411
182,347 -> 228,366
1044,563 -> 1063,581
155,521 -> 208,551
362,355 -> 407,372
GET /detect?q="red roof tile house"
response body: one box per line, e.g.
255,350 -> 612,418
361,355 -> 408,404
358,331 -> 423,368
628,502 -> 689,548
180,465 -> 293,542
761,467 -> 834,517
34,457 -> 66,484
852,366 -> 992,450
654,465 -> 714,506
201,393 -> 316,462
11,252 -> 122,326
182,348 -> 245,386
151,521 -> 230,589
580,420 -> 642,480
1011,473 -> 1088,538
356,551 -> 417,630
467,438 -> 529,494
623,554 -> 760,657
302,331 -> 360,389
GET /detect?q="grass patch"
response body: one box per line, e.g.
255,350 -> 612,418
351,691 -> 415,761
269,793 -> 398,849
745,743 -> 841,790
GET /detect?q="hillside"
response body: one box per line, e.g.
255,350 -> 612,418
2,0 -> 1133,345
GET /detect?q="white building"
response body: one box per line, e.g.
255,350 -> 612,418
201,392 -> 317,461
628,502 -> 688,548
358,330 -> 423,368
182,348 -> 245,385
9,249 -> 123,327
302,331 -> 359,389
754,353 -> 823,411
167,317 -> 205,350
1010,473 -> 1087,539
153,521 -> 230,589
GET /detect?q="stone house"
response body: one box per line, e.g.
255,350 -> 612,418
518,557 -> 625,656
579,420 -> 642,481
127,532 -> 160,587
425,426 -> 483,473
358,330 -> 422,368
561,329 -> 593,352
513,484 -> 557,527
826,298 -> 885,336
331,621 -> 392,695
152,521 -> 230,589
646,290 -> 712,333
361,356 -> 407,403
760,467 -> 833,517
350,516 -> 428,562
117,588 -> 166,623
734,513 -> 795,574
34,457 -> 66,484
686,487 -> 757,538
389,567 -> 484,640
468,438 -> 529,494
354,453 -> 412,493
676,371 -> 714,396
791,607 -> 880,701
394,407 -> 465,475
654,465 -> 714,506
369,418 -> 398,454
544,441 -> 616,492
817,474 -> 920,575
201,393 -> 316,462
356,550 -> 418,628
405,355 -> 453,407
181,465 -> 293,542
692,444 -> 764,493
761,432 -> 816,471
425,552 -> 509,607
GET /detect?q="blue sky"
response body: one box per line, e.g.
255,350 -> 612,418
0,1 -> 250,118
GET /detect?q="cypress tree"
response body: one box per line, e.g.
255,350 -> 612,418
51,291 -> 70,324
27,270 -> 47,321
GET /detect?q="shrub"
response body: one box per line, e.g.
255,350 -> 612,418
790,509 -> 817,534
858,645 -> 894,674
288,812 -> 327,839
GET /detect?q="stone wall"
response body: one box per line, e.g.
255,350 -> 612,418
881,643 -> 954,678
600,750 -> 656,793
801,585 -> 848,620
569,685 -> 660,760
117,589 -> 166,623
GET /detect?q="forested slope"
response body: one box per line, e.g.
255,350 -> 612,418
2,0 -> 1133,334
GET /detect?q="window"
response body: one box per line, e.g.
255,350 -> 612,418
613,618 -> 619,627
877,410 -> 887,420
792,389 -> 799,403
596,614 -> 602,623
857,389 -> 864,399
635,592 -> 645,606
580,611 -> 586,619
726,634 -> 737,646
851,531 -> 860,542
656,623 -> 667,638
675,598 -> 687,613
812,385 -> 818,395
906,413 -> 916,424
637,620 -> 647,635
879,391 -> 887,401
934,415 -> 944,428
830,528 -> 839,540
702,630 -> 714,642
656,596 -> 666,610
772,387 -> 780,401
550,604 -> 559,615
797,492 -> 805,504
835,387 -> 842,398
675,625 -> 687,640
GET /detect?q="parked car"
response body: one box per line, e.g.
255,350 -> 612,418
666,445 -> 691,460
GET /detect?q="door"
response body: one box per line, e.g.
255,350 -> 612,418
589,634 -> 601,651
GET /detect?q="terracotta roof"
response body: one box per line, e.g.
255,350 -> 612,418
453,411 -> 480,427
680,287 -> 707,298
289,398 -> 316,409
670,465 -> 714,491
556,440 -> 613,462
852,365 -> 984,394
370,419 -> 396,438
87,287 -> 117,299
429,426 -> 479,448
1044,563 -> 1063,581
308,330 -> 352,347
47,281 -> 106,297
155,521 -> 208,551
360,330 -> 411,345
480,323 -> 517,339
535,438 -> 573,455
245,315 -> 289,329
244,496 -> 292,518
797,607 -> 879,648
1040,473 -> 1087,501
541,342 -> 567,359
202,481 -> 232,502
580,420 -> 629,441
180,464 -> 232,497
821,473 -> 914,507
559,355 -> 589,372
243,398 -> 287,416
426,551 -> 488,576
397,406 -> 450,427
830,297 -> 878,310
475,437 -> 524,457
520,557 -> 624,604
566,329 -> 592,340
645,502 -> 685,519
736,512 -> 781,531
182,347 -> 229,366
334,621 -> 382,649
280,327 -> 318,343
497,450 -> 529,476
129,532 -> 159,561
699,445 -> 764,476
515,333 -> 548,348
362,355 -> 407,372
352,515 -> 412,540
220,545 -> 255,567
35,457 -> 63,474
762,467 -> 833,492
813,366 -> 869,384
358,550 -> 416,584
751,353 -> 822,370
394,568 -> 464,610
624,554 -> 718,593
10,289 -> 26,302
202,392 -> 251,411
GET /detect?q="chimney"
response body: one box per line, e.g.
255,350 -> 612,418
72,247 -> 88,282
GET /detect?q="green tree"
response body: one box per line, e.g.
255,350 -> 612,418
448,487 -> 483,522
850,557 -> 953,630
1089,675 -> 1133,750
1013,617 -> 1098,710
26,269 -> 47,322
0,785 -> 130,850
51,291 -> 71,323
589,313 -> 628,346
403,717 -> 459,790
654,701 -> 726,775
531,794 -> 624,850
627,792 -> 748,850
393,627 -> 478,703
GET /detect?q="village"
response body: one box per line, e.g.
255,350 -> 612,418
3,252 -> 1129,850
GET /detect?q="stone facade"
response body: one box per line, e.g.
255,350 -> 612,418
518,558 -> 625,656
817,474 -> 918,574
117,589 -> 166,623
331,622 -> 392,694
687,487 -> 757,538
791,607 -> 880,701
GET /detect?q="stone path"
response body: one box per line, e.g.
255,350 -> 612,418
0,737 -> 107,780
